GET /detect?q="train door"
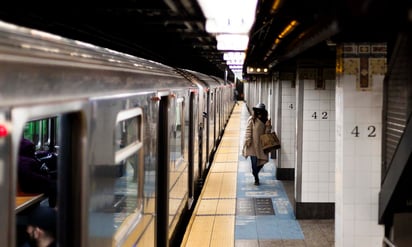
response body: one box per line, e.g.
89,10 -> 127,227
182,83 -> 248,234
205,90 -> 211,169
199,90 -> 208,180
168,92 -> 190,245
157,92 -> 170,247
212,89 -> 218,148
86,97 -> 156,247
209,90 -> 216,159
4,103 -> 86,247
188,91 -> 199,207
156,91 -> 189,246
217,88 -> 223,137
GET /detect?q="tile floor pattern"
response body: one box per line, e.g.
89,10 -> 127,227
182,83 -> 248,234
235,160 -> 303,239
182,102 -> 334,247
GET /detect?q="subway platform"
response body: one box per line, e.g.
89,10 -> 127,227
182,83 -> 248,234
181,102 -> 334,247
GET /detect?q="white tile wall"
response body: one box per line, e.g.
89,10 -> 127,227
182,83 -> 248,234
300,77 -> 336,203
335,73 -> 384,247
280,80 -> 296,169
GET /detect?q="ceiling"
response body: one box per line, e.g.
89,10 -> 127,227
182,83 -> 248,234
246,0 -> 404,70
0,0 -> 407,80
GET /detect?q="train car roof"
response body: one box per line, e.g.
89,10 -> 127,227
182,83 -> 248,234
209,76 -> 227,86
183,69 -> 223,89
0,21 -> 198,106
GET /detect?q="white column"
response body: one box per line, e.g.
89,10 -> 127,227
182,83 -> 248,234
280,79 -> 296,170
335,43 -> 386,247
297,68 -> 336,204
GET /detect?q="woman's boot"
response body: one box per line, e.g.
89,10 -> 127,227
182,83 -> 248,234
253,173 -> 260,185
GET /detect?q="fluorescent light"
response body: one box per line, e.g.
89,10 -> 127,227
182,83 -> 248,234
216,34 -> 249,51
226,60 -> 244,65
197,0 -> 258,69
205,17 -> 253,34
223,52 -> 245,61
278,20 -> 298,39
198,0 -> 257,34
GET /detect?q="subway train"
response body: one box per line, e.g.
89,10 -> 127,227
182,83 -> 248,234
0,21 -> 235,246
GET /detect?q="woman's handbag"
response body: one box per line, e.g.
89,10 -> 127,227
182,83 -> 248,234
260,132 -> 281,153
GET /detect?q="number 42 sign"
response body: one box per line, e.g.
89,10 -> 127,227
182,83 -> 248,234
351,125 -> 377,138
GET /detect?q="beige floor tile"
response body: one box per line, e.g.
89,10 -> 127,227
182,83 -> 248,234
210,162 -> 238,173
184,216 -> 214,247
220,173 -> 237,198
202,173 -> 223,198
210,216 -> 235,247
197,199 -> 218,215
216,199 -> 236,215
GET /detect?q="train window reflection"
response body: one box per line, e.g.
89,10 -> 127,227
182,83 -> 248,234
171,98 -> 184,166
115,109 -> 141,153
111,108 -> 144,246
112,151 -> 143,244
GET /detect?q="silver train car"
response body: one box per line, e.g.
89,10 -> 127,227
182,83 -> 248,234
0,21 -> 235,246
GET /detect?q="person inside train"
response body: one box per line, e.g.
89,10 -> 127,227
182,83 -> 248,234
20,206 -> 57,247
18,138 -> 57,208
242,103 -> 272,185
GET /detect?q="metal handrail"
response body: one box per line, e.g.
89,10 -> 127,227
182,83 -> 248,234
383,236 -> 396,247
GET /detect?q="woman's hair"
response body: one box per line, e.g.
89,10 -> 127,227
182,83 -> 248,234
252,108 -> 268,123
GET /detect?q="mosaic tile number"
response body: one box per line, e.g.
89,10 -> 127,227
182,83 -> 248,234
351,125 -> 376,137
311,111 -> 328,120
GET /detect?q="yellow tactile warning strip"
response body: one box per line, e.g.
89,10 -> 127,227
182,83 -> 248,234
181,102 -> 242,247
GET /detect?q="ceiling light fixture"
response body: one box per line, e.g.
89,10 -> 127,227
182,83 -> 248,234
198,0 -> 257,34
216,34 -> 249,51
264,20 -> 299,62
198,0 -> 258,79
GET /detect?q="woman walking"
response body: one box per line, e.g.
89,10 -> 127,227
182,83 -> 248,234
243,103 -> 272,185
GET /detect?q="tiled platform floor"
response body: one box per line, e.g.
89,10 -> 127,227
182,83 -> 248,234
181,102 -> 334,247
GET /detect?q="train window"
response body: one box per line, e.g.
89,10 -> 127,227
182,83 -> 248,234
16,116 -> 59,247
23,117 -> 58,151
115,109 -> 141,154
112,107 -> 144,246
171,98 -> 184,166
